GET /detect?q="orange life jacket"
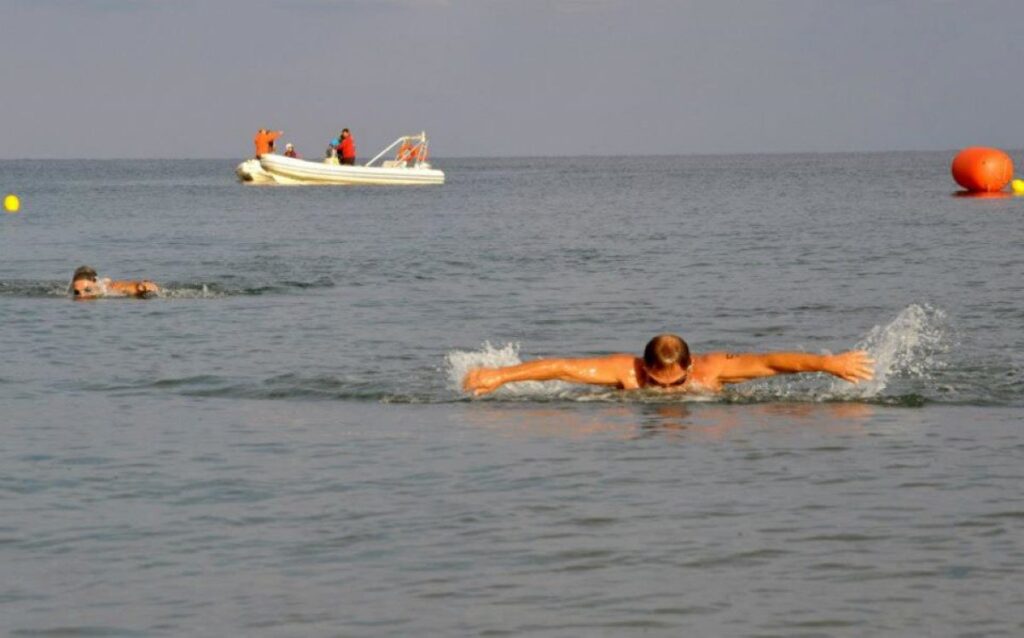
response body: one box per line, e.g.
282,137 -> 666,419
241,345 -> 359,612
254,130 -> 282,157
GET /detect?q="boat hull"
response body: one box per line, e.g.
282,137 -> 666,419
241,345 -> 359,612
235,159 -> 277,184
246,154 -> 445,185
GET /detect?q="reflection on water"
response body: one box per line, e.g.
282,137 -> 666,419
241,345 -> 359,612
460,402 -> 875,441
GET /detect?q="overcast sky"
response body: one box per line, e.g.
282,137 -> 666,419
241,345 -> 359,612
1,0 -> 1022,158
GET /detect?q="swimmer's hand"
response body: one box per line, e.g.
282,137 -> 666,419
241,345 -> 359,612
136,281 -> 159,297
826,350 -> 875,383
463,368 -> 501,396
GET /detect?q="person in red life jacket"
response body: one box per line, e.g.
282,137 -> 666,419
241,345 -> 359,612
283,143 -> 299,158
336,128 -> 356,165
253,128 -> 283,158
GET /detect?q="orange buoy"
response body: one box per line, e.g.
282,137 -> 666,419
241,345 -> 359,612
951,147 -> 1014,193
397,142 -> 417,163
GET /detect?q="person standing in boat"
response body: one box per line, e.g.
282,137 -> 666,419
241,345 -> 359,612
336,128 -> 357,165
253,128 -> 282,158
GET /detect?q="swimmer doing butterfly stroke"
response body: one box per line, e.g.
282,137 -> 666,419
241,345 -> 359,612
463,334 -> 875,396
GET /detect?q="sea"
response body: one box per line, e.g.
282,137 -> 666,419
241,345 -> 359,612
1,153 -> 1022,636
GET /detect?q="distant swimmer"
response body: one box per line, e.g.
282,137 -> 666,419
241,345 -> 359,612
253,128 -> 283,158
69,266 -> 159,300
462,333 -> 874,396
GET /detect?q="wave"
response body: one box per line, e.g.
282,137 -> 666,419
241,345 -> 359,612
0,278 -> 335,299
445,342 -> 578,399
444,304 -> 953,405
0,280 -> 70,298
48,303 -> 1014,406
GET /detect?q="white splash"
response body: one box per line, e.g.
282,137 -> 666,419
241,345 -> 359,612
444,342 -> 576,398
157,284 -> 222,299
448,304 -> 950,402
829,303 -> 948,399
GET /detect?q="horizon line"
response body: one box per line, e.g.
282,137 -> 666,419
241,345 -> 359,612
1,147 -> 1007,162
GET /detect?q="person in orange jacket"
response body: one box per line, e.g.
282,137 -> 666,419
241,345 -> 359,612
253,128 -> 283,158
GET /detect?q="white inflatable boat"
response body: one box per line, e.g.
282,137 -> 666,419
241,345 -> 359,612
235,132 -> 444,186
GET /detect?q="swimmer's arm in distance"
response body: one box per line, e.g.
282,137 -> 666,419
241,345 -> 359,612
107,280 -> 160,297
704,350 -> 875,385
463,354 -> 638,396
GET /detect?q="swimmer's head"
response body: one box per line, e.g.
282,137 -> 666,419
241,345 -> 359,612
70,265 -> 100,300
72,265 -> 97,281
643,334 -> 691,386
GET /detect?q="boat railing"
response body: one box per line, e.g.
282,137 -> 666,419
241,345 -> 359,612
364,132 -> 430,168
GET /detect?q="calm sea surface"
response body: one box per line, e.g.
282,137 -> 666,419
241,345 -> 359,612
1,154 -> 1023,636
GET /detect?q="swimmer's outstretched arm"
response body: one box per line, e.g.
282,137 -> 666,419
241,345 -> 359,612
463,354 -> 638,396
106,279 -> 160,297
706,350 -> 875,385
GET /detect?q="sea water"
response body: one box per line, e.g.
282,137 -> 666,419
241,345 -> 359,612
1,154 -> 1023,635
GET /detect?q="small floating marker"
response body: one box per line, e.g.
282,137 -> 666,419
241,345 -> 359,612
3,193 -> 19,213
1012,179 -> 1024,195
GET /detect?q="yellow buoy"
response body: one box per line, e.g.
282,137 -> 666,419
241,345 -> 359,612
1012,179 -> 1024,195
3,193 -> 20,213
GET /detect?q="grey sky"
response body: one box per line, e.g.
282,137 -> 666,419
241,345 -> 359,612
2,0 -> 1022,158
